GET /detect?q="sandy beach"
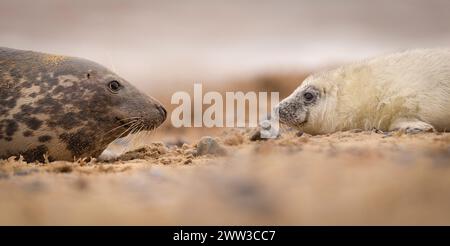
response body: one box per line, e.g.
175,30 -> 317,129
1,128 -> 450,225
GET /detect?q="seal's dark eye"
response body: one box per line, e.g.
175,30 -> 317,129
108,80 -> 121,92
304,92 -> 315,102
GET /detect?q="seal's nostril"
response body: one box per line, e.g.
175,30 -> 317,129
278,107 -> 286,118
157,105 -> 167,120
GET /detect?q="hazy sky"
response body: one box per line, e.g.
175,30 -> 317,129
1,0 -> 450,88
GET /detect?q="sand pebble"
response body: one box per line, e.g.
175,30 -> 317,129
195,136 -> 227,156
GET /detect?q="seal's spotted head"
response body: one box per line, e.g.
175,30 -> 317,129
80,63 -> 167,132
47,57 -> 167,158
105,79 -> 167,131
0,47 -> 167,161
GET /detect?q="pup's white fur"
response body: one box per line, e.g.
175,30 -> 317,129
277,49 -> 450,134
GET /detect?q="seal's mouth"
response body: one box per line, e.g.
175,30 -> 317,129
280,119 -> 307,129
296,120 -> 307,128
115,115 -> 164,134
279,111 -> 309,129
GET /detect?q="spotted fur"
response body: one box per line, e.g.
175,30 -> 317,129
0,47 -> 167,162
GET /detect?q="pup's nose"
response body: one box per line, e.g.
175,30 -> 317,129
156,104 -> 167,121
276,104 -> 290,123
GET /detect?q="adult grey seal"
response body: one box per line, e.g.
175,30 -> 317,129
277,49 -> 450,134
0,47 -> 167,162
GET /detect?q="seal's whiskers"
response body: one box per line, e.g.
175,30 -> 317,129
101,119 -> 138,137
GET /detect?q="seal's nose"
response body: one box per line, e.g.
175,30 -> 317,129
157,104 -> 167,121
276,104 -> 288,123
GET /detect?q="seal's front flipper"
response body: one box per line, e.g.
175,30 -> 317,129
389,118 -> 435,134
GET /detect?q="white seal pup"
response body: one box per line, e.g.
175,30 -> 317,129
277,49 -> 450,134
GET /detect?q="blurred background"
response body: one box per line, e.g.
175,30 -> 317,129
1,0 -> 450,88
2,0 -> 450,139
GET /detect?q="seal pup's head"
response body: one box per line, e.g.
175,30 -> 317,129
276,70 -> 341,135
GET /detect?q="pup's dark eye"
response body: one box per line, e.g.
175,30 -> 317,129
108,80 -> 121,92
303,92 -> 315,101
